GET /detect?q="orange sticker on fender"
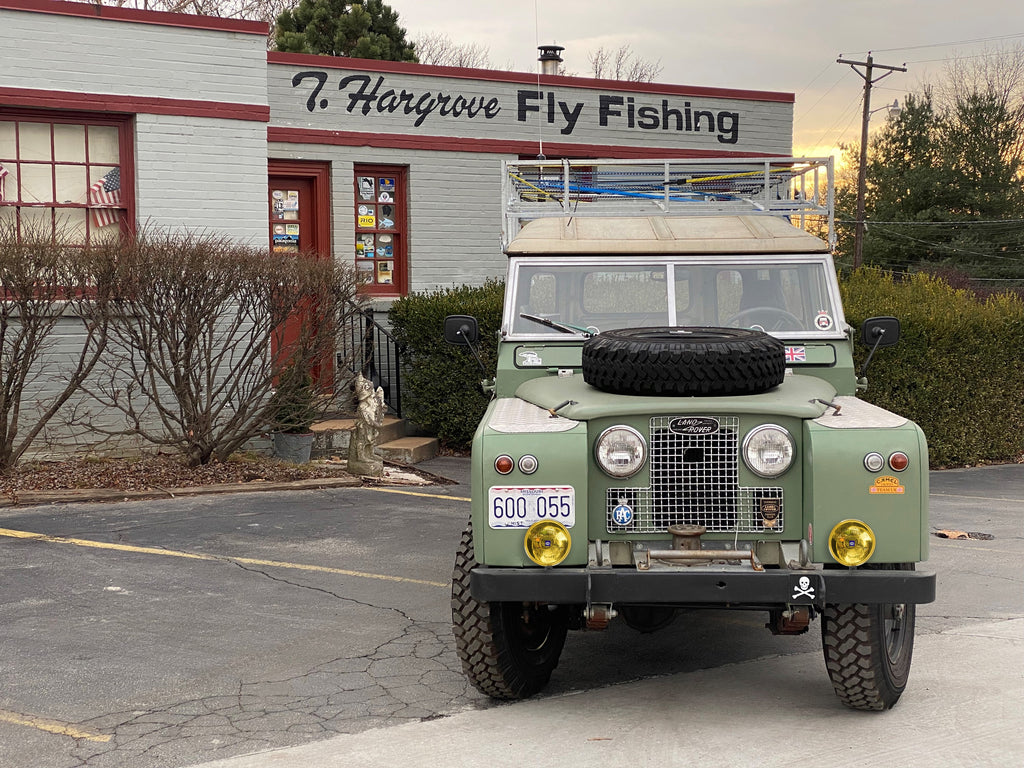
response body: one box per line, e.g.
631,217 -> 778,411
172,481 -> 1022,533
870,476 -> 905,494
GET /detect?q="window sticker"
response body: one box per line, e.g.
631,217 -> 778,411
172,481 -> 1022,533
378,190 -> 393,203
379,177 -> 395,193
376,261 -> 393,284
357,204 -> 376,228
815,312 -> 834,331
282,190 -> 299,211
358,176 -> 375,200
357,234 -> 375,257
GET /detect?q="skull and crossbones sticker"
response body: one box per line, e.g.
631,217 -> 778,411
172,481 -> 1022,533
792,576 -> 816,600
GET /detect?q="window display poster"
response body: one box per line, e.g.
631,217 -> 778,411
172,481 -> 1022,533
376,261 -> 393,284
356,261 -> 374,282
358,176 -> 375,200
356,234 -> 375,257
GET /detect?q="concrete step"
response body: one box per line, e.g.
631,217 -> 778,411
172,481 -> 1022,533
310,417 -> 440,464
377,436 -> 439,465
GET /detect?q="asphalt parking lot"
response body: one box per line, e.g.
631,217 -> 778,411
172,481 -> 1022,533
1,458 -> 1021,768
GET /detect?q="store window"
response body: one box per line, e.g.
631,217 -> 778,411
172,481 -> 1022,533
0,111 -> 132,243
354,165 -> 407,296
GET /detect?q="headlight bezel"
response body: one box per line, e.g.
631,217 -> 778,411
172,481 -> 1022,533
594,425 -> 647,479
742,424 -> 796,478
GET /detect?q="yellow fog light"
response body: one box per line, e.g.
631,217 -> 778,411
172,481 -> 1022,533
524,520 -> 572,566
828,519 -> 876,566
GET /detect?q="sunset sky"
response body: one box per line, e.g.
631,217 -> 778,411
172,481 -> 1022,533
396,0 -> 1024,158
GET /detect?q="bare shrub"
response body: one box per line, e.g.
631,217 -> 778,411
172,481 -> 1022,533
80,231 -> 362,466
0,222 -> 114,471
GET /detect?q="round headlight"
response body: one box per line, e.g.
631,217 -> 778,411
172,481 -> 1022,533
828,519 -> 876,566
524,520 -> 572,566
595,425 -> 646,478
742,425 -> 795,478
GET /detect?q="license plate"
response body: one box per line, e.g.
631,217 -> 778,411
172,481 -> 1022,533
488,486 -> 575,529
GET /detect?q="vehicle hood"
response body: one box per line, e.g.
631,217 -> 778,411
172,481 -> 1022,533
514,372 -> 836,421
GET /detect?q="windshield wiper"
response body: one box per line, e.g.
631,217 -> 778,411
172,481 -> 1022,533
519,313 -> 594,338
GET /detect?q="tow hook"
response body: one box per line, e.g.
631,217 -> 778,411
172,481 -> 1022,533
584,603 -> 617,630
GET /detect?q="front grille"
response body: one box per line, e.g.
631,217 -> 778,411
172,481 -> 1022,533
606,416 -> 783,534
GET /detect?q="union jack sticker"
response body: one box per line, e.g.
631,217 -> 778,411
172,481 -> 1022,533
785,346 -> 807,363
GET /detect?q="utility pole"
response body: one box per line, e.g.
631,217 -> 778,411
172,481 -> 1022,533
837,54 -> 907,268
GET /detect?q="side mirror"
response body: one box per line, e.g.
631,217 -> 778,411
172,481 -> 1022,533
860,316 -> 900,349
444,315 -> 479,345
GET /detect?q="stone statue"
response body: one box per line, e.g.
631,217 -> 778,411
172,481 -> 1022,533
348,373 -> 385,477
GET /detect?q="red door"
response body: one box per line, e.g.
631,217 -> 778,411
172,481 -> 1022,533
268,162 -> 331,387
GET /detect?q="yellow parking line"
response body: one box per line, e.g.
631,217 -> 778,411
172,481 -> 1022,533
0,528 -> 447,588
365,487 -> 471,503
0,708 -> 111,742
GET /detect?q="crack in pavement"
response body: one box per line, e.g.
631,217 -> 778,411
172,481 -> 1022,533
60,565 -> 487,768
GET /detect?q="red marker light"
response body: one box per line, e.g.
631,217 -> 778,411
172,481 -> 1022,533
889,452 -> 910,472
494,455 -> 514,474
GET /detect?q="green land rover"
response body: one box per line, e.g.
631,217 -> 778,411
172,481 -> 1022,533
446,158 -> 935,711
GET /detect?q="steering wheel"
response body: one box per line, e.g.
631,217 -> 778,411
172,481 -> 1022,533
725,306 -> 803,332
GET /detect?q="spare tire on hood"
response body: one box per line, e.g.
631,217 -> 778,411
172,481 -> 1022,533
581,326 -> 785,396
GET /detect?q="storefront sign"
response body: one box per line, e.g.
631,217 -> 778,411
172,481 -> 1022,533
287,70 -> 754,145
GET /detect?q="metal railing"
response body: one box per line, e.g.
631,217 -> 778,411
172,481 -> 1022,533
338,305 -> 404,417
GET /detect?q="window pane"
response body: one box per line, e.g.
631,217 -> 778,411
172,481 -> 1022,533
88,125 -> 119,164
55,208 -> 87,242
20,163 -> 53,203
91,219 -> 120,243
20,206 -> 54,238
55,164 -> 87,204
18,122 -> 51,161
54,123 -> 86,163
0,206 -> 15,229
0,122 -> 15,159
0,163 -> 17,202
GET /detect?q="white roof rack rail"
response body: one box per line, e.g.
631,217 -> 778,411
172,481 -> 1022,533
502,156 -> 835,251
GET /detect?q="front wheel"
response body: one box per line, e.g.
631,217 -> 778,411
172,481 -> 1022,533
451,523 -> 569,700
821,563 -> 916,711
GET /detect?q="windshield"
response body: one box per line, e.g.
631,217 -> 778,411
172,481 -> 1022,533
508,259 -> 842,337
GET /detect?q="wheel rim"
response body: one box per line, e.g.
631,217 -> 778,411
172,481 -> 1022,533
883,602 -> 910,663
510,603 -> 557,654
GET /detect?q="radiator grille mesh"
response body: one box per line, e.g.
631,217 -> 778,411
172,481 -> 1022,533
606,416 -> 783,534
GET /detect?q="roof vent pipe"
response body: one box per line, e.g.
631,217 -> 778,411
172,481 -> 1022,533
538,44 -> 564,76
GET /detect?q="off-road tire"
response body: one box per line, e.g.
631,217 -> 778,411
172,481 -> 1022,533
451,523 -> 569,700
581,326 -> 785,396
821,564 -> 917,711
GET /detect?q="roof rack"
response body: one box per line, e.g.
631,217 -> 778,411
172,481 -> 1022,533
502,156 -> 835,251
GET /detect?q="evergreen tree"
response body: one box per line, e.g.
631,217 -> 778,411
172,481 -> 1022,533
275,0 -> 417,61
837,50 -> 1024,280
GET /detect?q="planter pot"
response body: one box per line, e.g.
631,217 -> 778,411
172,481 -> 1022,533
272,431 -> 314,464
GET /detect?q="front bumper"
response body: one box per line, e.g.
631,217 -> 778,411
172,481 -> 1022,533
471,566 -> 936,608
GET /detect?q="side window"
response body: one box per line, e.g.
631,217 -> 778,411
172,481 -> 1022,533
354,165 -> 407,296
0,111 -> 130,243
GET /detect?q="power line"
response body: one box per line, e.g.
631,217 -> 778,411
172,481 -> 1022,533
868,32 -> 1024,55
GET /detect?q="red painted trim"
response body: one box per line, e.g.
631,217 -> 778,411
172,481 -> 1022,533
0,0 -> 268,35
0,86 -> 269,122
267,126 -> 787,160
268,53 -> 794,103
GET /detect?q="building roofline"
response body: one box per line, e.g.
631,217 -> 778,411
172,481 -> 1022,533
0,0 -> 269,36
268,52 -> 795,103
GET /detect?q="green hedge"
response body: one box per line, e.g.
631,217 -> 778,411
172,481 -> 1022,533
388,280 -> 505,448
841,268 -> 1024,467
392,271 -> 1024,466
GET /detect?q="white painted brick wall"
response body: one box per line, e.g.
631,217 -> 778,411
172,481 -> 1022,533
0,9 -> 267,105
136,114 -> 267,241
